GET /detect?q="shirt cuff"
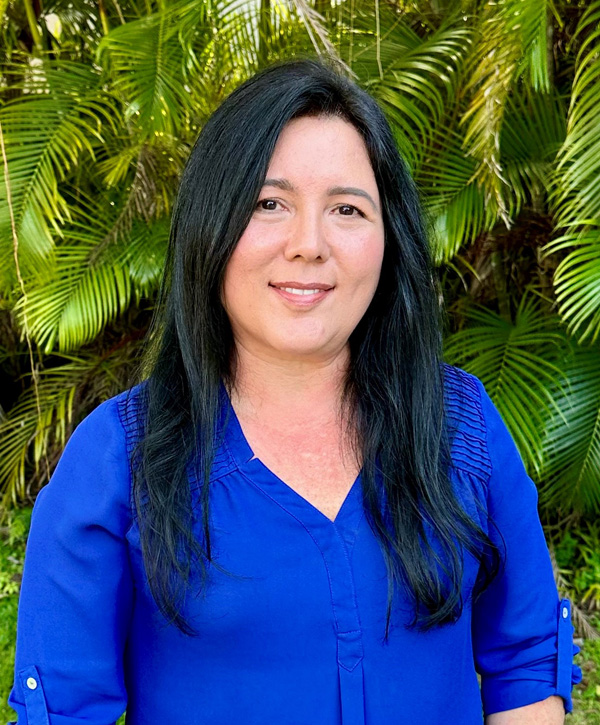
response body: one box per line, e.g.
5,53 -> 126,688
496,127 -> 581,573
480,598 -> 582,715
556,598 -> 583,713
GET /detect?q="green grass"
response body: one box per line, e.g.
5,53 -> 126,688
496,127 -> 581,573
0,597 -> 18,723
570,637 -> 600,724
0,508 -> 598,724
1,507 -> 31,724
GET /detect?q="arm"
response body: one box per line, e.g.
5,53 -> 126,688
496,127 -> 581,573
486,695 -> 564,724
7,395 -> 134,724
470,376 -> 581,719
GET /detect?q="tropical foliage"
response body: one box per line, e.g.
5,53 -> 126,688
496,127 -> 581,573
1,0 -> 600,628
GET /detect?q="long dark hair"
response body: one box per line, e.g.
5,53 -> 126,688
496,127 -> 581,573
129,56 -> 501,638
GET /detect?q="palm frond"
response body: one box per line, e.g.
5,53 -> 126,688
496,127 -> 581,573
542,225 -> 600,344
289,0 -> 350,72
552,1 -> 600,226
0,345 -> 142,512
345,7 -> 471,168
118,216 -> 169,301
444,290 -> 569,475
539,343 -> 600,514
97,0 -> 212,139
11,195 -> 137,353
0,61 -> 115,293
517,0 -> 558,93
13,243 -> 130,353
0,360 -> 83,509
96,139 -> 187,224
545,2 -> 600,342
500,89 -> 566,212
419,125 -> 494,262
460,0 -> 555,224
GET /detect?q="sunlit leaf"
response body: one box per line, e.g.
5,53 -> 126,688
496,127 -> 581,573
444,290 -> 569,475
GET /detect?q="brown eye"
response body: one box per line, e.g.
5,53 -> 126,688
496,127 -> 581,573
256,199 -> 278,211
338,204 -> 364,217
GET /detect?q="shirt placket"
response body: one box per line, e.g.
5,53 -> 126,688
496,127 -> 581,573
288,492 -> 367,725
222,393 -> 367,724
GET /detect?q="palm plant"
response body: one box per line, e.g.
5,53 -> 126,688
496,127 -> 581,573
1,0 -> 599,580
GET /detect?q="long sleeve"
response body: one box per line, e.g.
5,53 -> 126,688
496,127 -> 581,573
471,376 -> 582,716
7,395 -> 134,724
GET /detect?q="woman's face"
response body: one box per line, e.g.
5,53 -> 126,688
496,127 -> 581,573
222,115 -> 385,363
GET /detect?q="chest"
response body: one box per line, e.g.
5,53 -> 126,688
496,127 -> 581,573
235,415 -> 360,522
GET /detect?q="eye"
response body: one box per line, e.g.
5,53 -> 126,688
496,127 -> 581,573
255,198 -> 280,211
336,204 -> 365,218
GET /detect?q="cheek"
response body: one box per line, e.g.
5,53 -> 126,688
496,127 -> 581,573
222,235 -> 271,313
344,234 -> 385,292
222,249 -> 247,316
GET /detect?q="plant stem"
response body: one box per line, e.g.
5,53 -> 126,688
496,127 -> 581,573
23,0 -> 43,52
98,0 -> 110,35
258,0 -> 271,66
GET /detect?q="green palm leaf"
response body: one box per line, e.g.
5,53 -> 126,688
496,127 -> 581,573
542,225 -> 600,344
119,216 -> 169,301
14,243 -> 130,353
444,290 -> 568,475
553,2 -> 600,225
344,7 -> 470,168
547,2 -> 600,342
0,347 -> 141,512
500,89 -> 566,212
0,360 -> 83,510
539,343 -> 600,514
460,0 -> 556,223
97,0 -> 211,139
11,198 -> 135,353
0,61 -> 114,293
419,125 -> 493,262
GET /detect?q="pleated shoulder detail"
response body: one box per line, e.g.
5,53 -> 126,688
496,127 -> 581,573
115,381 -> 238,502
115,368 -> 492,491
442,363 -> 491,482
113,381 -> 147,512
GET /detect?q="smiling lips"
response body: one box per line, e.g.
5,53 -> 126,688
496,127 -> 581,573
269,282 -> 334,305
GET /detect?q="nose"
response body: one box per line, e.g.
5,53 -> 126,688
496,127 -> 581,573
283,208 -> 331,262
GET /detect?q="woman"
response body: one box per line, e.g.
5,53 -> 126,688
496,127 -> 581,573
9,58 -> 581,724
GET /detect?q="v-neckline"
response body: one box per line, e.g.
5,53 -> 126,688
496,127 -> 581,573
220,385 -> 363,527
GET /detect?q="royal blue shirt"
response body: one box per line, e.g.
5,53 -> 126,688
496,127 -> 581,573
8,365 -> 582,724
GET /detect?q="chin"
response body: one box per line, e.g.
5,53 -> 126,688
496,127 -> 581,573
277,345 -> 330,359
270,337 -> 335,360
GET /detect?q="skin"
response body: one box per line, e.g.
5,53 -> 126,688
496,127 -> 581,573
221,115 -> 386,519
221,114 -> 565,723
487,696 -> 565,724
222,115 -> 385,370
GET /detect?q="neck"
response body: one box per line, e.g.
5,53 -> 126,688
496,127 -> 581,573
227,342 -> 351,424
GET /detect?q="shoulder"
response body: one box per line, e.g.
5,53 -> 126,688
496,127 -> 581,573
442,362 -> 486,424
442,363 -> 491,481
30,385 -> 144,536
110,380 -> 149,455
63,381 -> 148,465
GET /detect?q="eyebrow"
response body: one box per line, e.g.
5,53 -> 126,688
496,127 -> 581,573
262,177 -> 379,213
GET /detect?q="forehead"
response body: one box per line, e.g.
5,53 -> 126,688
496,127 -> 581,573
265,115 -> 377,189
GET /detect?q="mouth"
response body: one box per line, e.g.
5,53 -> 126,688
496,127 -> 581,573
269,282 -> 334,306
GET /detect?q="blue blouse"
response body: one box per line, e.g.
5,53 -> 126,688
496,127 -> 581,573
8,364 -> 582,724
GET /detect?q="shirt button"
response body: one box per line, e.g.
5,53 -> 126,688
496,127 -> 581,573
562,606 -> 569,619
26,677 -> 37,690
